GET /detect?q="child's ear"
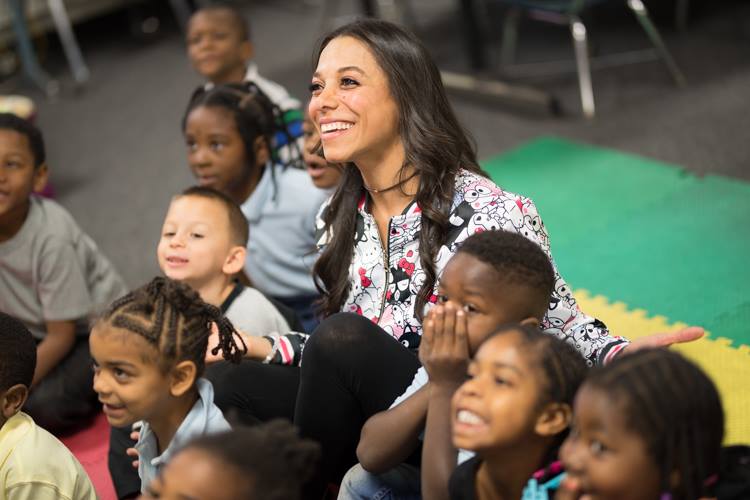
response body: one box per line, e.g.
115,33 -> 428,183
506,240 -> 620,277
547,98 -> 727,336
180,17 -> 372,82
222,245 -> 247,276
520,316 -> 540,328
253,136 -> 269,167
32,163 -> 49,193
1,384 -> 29,419
535,402 -> 572,437
170,361 -> 198,398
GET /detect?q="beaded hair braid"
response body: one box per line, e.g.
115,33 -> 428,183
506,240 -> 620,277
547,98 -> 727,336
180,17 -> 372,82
586,348 -> 724,500
99,277 -> 246,375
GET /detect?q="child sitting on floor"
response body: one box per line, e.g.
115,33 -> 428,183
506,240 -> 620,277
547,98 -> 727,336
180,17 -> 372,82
90,277 -> 246,492
0,312 -> 97,500
142,420 -> 320,500
447,324 -> 587,500
339,229 -> 557,499
157,185 -> 309,364
0,113 -> 127,434
182,84 -> 328,333
186,4 -> 304,166
558,348 -> 726,500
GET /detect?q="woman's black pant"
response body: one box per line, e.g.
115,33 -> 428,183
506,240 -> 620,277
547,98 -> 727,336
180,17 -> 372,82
108,313 -> 419,499
294,313 -> 421,497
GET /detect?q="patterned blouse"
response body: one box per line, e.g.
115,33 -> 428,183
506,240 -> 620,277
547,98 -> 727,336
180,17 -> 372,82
317,169 -> 628,365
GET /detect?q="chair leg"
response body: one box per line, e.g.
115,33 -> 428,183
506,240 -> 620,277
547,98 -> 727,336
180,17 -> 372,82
47,0 -> 90,85
501,6 -> 521,67
7,0 -> 58,96
570,16 -> 595,118
627,0 -> 686,87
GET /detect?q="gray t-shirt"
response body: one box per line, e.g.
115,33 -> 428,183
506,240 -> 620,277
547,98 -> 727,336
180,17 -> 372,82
0,196 -> 127,339
223,285 -> 291,336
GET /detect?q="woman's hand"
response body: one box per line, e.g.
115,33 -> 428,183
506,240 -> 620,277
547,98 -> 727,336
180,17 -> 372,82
623,326 -> 704,354
419,304 -> 469,388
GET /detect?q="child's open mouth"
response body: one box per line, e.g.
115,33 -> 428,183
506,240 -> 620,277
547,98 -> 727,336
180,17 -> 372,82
166,256 -> 189,266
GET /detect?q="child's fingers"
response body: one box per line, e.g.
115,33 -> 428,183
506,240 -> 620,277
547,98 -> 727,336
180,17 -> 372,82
129,431 -> 139,441
453,309 -> 469,357
442,303 -> 457,346
126,447 -> 139,458
431,305 -> 445,346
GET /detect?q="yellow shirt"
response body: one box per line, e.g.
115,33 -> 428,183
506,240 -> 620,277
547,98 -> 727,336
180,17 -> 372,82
0,412 -> 98,500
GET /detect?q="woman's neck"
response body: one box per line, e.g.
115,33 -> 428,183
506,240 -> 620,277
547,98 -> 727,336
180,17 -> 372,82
149,389 -> 199,456
475,443 -> 550,500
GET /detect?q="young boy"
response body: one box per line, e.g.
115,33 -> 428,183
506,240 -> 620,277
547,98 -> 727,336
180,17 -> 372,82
186,4 -> 304,165
0,312 -> 97,499
339,230 -> 557,499
0,113 -> 127,434
108,186 -> 309,499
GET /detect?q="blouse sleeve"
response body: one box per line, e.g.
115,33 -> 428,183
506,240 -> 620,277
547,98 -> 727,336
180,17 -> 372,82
265,332 -> 309,366
512,197 -> 629,366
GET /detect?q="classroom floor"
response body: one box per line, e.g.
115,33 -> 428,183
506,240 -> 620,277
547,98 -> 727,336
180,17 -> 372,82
2,0 -> 748,498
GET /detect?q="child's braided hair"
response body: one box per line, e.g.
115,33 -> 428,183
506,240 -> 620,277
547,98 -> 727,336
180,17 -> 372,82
585,348 -> 724,499
99,277 -> 246,375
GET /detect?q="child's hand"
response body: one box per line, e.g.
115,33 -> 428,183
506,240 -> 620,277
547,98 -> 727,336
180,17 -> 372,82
555,476 -> 590,500
127,429 -> 140,469
419,303 -> 469,387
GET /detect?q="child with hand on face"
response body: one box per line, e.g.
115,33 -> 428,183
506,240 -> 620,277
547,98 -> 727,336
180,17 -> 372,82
0,313 -> 97,500
183,84 -> 328,333
558,348 -> 728,500
186,4 -> 304,166
142,420 -> 320,500
448,324 -> 587,500
0,113 -> 127,434
339,230 -> 558,499
91,277 -> 246,493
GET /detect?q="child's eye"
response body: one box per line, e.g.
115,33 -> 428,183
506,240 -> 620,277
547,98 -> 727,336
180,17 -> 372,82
589,439 -> 608,456
113,368 -> 130,381
162,231 -> 175,237
210,141 -> 224,151
5,161 -> 21,169
463,303 -> 478,314
185,140 -> 197,152
191,233 -> 204,239
493,376 -> 508,386
91,362 -> 100,374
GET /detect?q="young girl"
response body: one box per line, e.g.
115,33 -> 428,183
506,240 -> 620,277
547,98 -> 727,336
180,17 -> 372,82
558,348 -> 725,500
142,420 -> 320,500
449,323 -> 588,500
90,277 -> 246,492
182,83 -> 328,333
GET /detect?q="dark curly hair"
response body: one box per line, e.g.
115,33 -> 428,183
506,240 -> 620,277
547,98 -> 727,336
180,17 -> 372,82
96,277 -> 246,376
584,348 -> 724,499
456,230 -> 555,320
0,112 -> 45,167
185,420 -> 320,500
0,313 -> 37,391
312,18 -> 485,320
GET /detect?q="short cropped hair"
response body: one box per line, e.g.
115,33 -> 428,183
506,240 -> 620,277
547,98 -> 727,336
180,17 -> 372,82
0,113 -> 45,167
179,186 -> 249,247
194,3 -> 250,41
456,230 -> 555,320
186,420 -> 320,500
0,313 -> 37,391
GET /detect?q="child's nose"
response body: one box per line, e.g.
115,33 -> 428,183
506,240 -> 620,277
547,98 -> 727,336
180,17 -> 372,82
92,371 -> 109,395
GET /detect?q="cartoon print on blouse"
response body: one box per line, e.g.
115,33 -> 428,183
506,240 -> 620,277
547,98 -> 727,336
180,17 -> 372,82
315,170 -> 627,365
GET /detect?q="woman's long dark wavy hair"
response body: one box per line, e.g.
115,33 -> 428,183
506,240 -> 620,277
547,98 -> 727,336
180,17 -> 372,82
312,19 -> 486,319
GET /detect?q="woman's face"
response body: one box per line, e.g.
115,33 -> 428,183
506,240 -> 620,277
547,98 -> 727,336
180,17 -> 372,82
308,36 -> 403,169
